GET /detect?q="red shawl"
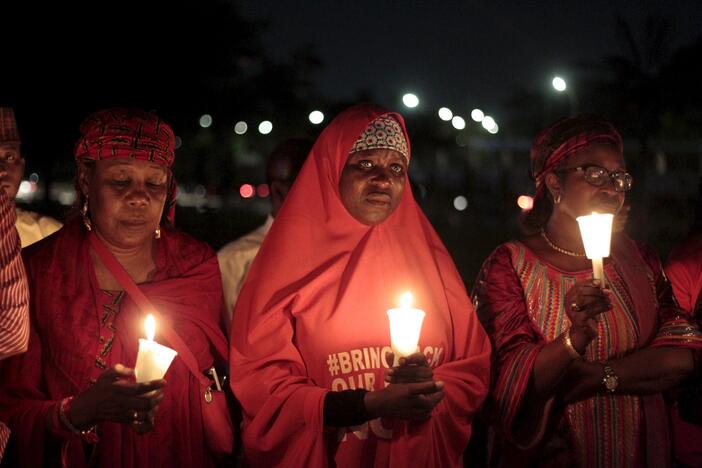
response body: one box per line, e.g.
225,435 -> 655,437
231,103 -> 491,467
0,218 -> 227,467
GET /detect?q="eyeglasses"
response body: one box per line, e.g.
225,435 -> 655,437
555,165 -> 633,192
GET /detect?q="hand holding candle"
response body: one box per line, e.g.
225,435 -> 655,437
135,314 -> 178,383
576,212 -> 614,288
387,292 -> 425,367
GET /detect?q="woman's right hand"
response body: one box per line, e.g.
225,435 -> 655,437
364,380 -> 445,422
564,279 -> 611,351
68,364 -> 165,432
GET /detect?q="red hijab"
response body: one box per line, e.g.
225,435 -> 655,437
231,103 -> 490,467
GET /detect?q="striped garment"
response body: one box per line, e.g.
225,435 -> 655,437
0,189 -> 30,459
511,241 -> 642,467
474,240 -> 702,468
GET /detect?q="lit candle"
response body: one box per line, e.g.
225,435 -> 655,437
387,292 -> 426,367
576,212 -> 614,288
134,314 -> 178,383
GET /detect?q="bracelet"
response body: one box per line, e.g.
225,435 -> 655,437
59,397 -> 99,444
562,329 -> 584,360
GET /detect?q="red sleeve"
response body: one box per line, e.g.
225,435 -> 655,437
0,313 -> 73,467
387,247 -> 491,467
471,244 -> 552,448
0,190 -> 29,359
230,293 -> 329,467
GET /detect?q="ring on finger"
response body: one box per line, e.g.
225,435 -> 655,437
570,302 -> 583,312
132,410 -> 139,422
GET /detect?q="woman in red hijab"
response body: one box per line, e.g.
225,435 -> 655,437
0,109 -> 228,467
230,103 -> 490,467
473,114 -> 702,467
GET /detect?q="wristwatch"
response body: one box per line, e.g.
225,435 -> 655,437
602,363 -> 619,393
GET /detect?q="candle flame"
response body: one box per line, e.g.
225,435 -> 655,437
145,314 -> 155,341
576,212 -> 614,259
400,291 -> 413,308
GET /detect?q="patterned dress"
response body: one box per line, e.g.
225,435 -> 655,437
473,240 -> 702,468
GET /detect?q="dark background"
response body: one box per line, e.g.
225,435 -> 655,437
2,0 -> 702,285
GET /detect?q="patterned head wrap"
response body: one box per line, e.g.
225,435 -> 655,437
74,108 -> 175,166
531,114 -> 623,198
74,108 -> 177,222
0,108 -> 20,144
349,115 -> 409,160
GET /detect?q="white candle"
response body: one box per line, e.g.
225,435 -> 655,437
576,212 -> 614,288
134,314 -> 178,383
387,292 -> 425,366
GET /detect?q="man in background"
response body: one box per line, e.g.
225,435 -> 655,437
218,138 -> 311,331
0,108 -> 62,247
0,165 -> 30,460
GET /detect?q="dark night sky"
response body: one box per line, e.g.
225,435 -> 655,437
2,0 -> 701,164
241,0 -> 702,115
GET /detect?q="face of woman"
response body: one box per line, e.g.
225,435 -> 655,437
551,144 -> 627,219
339,148 -> 407,225
81,159 -> 169,249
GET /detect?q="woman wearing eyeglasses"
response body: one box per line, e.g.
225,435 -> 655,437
472,114 -> 702,467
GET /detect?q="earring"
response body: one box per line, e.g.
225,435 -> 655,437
554,193 -> 562,204
154,225 -> 161,239
81,199 -> 92,231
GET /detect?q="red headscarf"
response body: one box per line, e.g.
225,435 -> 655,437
74,108 -> 178,222
530,114 -> 623,199
231,103 -> 490,467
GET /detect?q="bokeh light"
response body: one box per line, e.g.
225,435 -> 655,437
552,76 -> 567,92
234,121 -> 248,135
199,114 -> 213,128
517,195 -> 534,211
482,116 -> 497,131
308,110 -> 325,124
471,109 -> 485,122
258,121 -> 273,135
453,195 -> 468,211
239,184 -> 255,198
438,107 -> 453,121
402,93 -> 419,108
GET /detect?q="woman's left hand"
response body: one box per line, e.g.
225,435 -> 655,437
132,391 -> 162,435
385,352 -> 434,384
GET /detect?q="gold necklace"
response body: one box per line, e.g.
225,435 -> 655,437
540,229 -> 586,257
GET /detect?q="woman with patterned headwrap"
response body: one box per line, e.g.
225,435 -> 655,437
231,103 -> 490,467
472,114 -> 702,467
0,109 -> 228,467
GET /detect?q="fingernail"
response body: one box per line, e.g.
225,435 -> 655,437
387,368 -> 395,375
592,279 -> 601,286
436,381 -> 445,389
399,358 -> 406,365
